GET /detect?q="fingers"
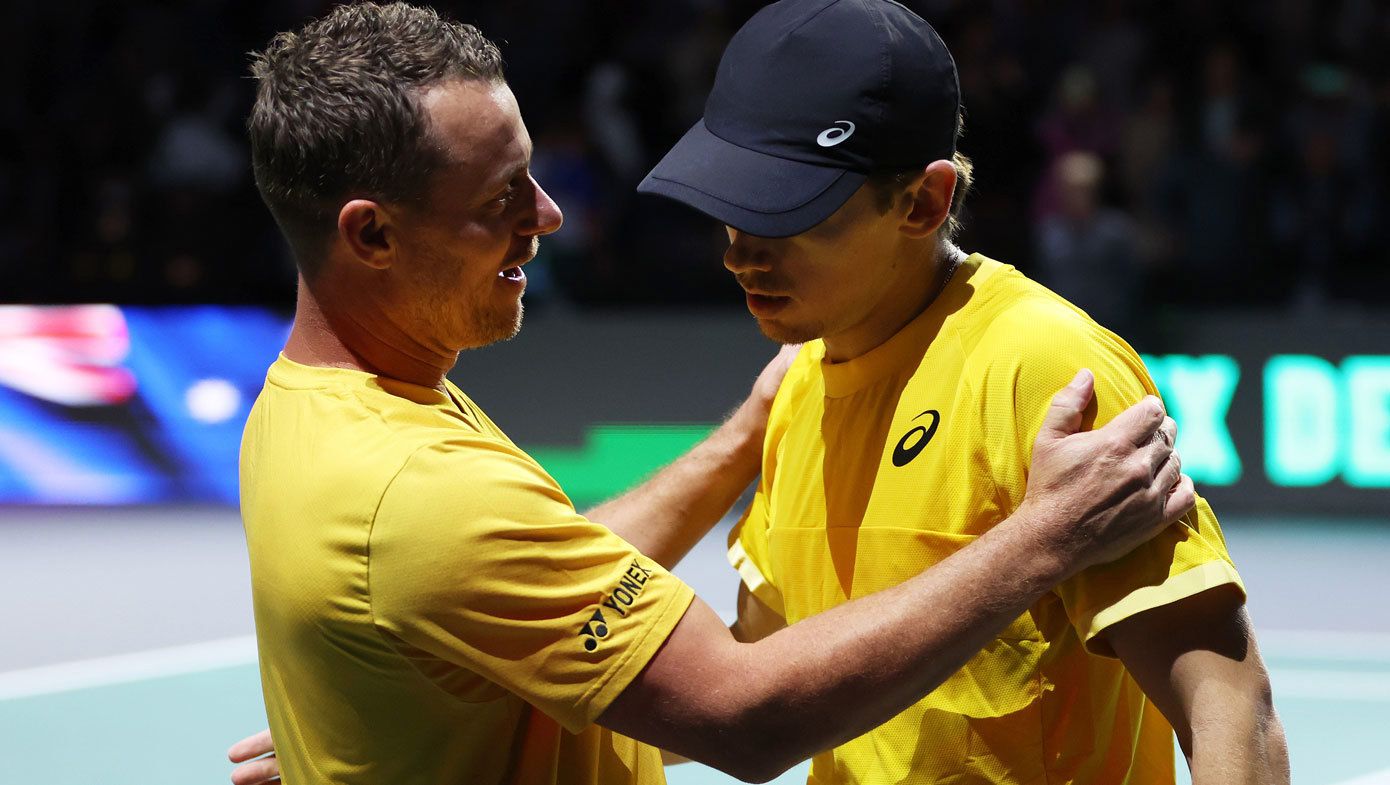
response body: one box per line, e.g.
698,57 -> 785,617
228,729 -> 274,763
230,755 -> 280,785
1142,416 -> 1178,475
1155,415 -> 1176,449
1036,368 -> 1095,439
1103,394 -> 1165,447
1162,472 -> 1197,522
1154,446 -> 1182,494
765,343 -> 802,376
1152,443 -> 1195,523
750,343 -> 804,403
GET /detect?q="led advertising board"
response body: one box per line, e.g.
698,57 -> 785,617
0,306 -> 1385,514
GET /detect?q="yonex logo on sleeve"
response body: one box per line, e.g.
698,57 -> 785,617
579,610 -> 609,652
579,559 -> 657,651
816,120 -> 856,147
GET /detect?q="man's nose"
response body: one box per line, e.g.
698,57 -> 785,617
723,228 -> 774,273
521,175 -> 564,237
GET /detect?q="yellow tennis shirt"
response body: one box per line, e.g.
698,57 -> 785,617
240,355 -> 692,785
730,254 -> 1243,784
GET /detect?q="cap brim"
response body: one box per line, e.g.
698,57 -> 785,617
637,120 -> 867,238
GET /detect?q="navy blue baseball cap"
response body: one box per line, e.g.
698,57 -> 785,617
637,0 -> 960,238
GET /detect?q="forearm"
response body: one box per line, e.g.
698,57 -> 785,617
586,405 -> 761,569
712,507 -> 1070,777
1106,591 -> 1290,785
1186,684 -> 1289,785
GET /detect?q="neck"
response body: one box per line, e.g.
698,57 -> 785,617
283,274 -> 456,390
822,243 -> 966,363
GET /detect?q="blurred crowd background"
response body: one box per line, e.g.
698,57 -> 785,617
5,0 -> 1388,333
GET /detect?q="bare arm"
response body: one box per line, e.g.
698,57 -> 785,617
1103,586 -> 1290,785
585,345 -> 800,569
598,372 -> 1196,782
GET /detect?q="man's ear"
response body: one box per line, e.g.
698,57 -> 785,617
337,199 -> 397,271
899,159 -> 957,240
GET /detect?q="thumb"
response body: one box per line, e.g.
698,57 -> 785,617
1105,393 -> 1167,447
1037,369 -> 1095,439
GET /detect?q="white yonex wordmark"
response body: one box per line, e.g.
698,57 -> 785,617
816,120 -> 856,147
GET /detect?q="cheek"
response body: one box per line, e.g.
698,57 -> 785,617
795,241 -> 888,315
792,246 -> 857,300
449,222 -> 512,274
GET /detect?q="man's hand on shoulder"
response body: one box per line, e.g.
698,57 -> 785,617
726,343 -> 803,460
1017,368 -> 1194,576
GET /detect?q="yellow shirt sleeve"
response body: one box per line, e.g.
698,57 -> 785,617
976,297 -> 1244,656
367,437 -> 695,733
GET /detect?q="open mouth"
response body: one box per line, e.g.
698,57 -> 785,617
498,266 -> 525,282
745,292 -> 791,317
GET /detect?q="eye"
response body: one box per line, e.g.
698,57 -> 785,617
487,172 -> 531,214
490,184 -> 517,211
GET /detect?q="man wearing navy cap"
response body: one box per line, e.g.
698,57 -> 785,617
641,0 -> 1288,783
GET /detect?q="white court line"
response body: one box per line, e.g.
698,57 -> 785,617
0,636 -> 257,701
1332,767 -> 1390,785
1268,667 -> 1390,703
1260,629 -> 1390,663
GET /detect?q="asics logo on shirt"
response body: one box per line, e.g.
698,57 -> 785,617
891,410 -> 940,467
816,120 -> 856,147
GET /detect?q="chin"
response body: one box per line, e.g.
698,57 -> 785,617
487,301 -> 525,344
501,303 -> 524,341
755,316 -> 823,345
458,302 -> 524,350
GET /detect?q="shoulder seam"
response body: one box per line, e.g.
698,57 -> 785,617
364,442 -> 443,646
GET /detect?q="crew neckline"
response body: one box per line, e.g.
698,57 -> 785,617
820,253 -> 992,398
266,353 -> 456,407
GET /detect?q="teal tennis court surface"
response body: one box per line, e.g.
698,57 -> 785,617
3,509 -> 1387,784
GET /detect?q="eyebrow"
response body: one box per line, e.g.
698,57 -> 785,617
476,139 -> 534,194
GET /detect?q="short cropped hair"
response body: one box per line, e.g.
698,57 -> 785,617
867,112 -> 974,244
248,2 -> 504,274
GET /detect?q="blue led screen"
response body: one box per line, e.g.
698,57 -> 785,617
0,305 -> 288,504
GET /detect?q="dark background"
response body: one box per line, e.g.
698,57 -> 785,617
6,0 -> 1388,323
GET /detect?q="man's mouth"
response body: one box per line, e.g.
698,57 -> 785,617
499,239 -> 539,282
498,241 -> 538,282
745,291 -> 792,317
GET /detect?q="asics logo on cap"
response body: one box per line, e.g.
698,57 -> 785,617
816,120 -> 856,147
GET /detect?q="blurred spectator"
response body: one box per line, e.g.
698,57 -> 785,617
1032,65 -> 1121,222
948,10 -> 1037,266
1077,0 -> 1147,112
1153,43 -> 1272,306
1034,152 -> 1142,338
2,0 -> 1386,316
1270,65 -> 1379,310
1119,74 -> 1178,269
